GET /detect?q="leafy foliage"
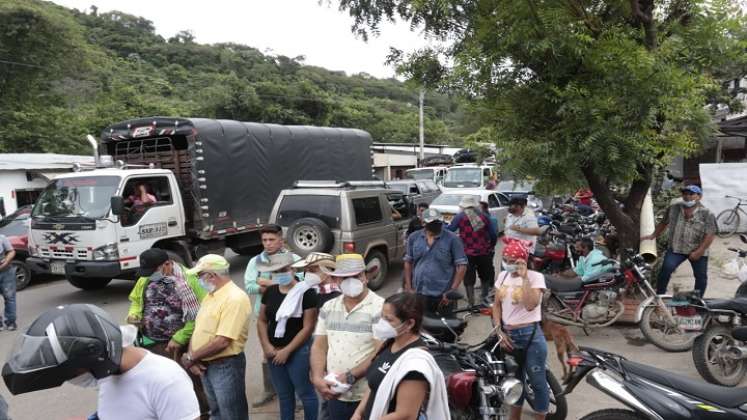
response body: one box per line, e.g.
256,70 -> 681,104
0,0 -> 471,154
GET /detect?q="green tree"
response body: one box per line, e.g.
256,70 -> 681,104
337,0 -> 747,247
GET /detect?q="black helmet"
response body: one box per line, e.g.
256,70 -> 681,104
2,304 -> 122,395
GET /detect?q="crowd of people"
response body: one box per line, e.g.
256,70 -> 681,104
0,184 -> 723,420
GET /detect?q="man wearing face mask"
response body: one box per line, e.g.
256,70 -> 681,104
642,185 -> 717,296
182,255 -> 252,420
3,304 -> 199,420
504,197 -> 541,255
405,208 -> 468,312
127,248 -> 209,417
310,254 -> 385,420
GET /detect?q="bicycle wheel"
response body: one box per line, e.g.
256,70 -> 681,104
716,209 -> 740,238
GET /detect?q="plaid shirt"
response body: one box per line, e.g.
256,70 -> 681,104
663,202 -> 717,255
447,212 -> 494,256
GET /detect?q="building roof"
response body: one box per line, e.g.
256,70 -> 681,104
0,154 -> 94,171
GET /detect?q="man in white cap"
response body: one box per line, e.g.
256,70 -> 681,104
310,254 -> 384,420
447,196 -> 496,306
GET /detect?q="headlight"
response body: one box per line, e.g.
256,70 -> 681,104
93,243 -> 119,261
499,377 -> 523,405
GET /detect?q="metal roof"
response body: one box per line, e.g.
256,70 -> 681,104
0,154 -> 94,171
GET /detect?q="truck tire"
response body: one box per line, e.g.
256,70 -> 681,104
11,260 -> 32,290
287,218 -> 334,256
365,250 -> 388,291
66,275 -> 112,290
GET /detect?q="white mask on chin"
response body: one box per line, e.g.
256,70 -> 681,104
340,277 -> 364,297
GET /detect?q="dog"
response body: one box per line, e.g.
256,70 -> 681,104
541,319 -> 579,381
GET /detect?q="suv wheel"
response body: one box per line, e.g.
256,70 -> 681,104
287,218 -> 334,256
12,260 -> 32,290
365,250 -> 388,291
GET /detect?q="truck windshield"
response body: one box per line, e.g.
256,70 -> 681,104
32,176 -> 120,220
407,169 -> 434,180
444,168 -> 482,188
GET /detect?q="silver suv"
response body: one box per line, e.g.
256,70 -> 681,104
269,181 -> 413,290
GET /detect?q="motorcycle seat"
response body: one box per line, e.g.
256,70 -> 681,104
582,271 -> 616,285
705,298 -> 747,314
545,275 -> 583,292
422,315 -> 467,340
621,359 -> 747,408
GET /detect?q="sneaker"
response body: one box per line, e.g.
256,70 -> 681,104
6,324 -> 16,331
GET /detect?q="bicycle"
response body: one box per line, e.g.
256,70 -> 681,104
716,195 -> 747,237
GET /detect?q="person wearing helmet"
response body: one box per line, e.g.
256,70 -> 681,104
2,304 -> 199,420
183,254 -> 252,420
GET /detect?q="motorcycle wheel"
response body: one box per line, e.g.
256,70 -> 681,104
693,325 -> 747,386
525,369 -> 568,420
639,305 -> 697,352
580,409 -> 647,420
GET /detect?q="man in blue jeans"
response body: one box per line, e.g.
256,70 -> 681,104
642,185 -> 717,296
0,233 -> 17,331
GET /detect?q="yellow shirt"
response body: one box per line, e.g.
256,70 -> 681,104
192,281 -> 252,361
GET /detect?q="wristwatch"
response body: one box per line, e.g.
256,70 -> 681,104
345,370 -> 356,385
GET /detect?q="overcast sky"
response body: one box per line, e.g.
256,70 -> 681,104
51,0 -> 431,79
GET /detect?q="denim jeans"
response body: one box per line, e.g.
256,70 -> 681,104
507,324 -> 549,413
268,341 -> 318,420
326,399 -> 359,420
201,353 -> 249,420
0,267 -> 16,326
657,250 -> 708,296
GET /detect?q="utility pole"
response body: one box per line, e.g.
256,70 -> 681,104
418,88 -> 425,166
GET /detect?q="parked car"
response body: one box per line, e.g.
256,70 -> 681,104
386,180 -> 441,206
269,181 -> 414,290
429,189 -> 510,233
0,205 -> 33,290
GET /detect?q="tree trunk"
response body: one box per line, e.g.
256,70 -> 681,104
582,164 -> 652,252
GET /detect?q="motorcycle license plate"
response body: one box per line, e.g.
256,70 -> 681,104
50,261 -> 66,275
676,315 -> 703,331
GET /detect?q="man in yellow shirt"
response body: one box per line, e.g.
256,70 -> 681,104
181,254 -> 251,420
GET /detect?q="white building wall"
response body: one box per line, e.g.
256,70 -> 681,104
0,171 -> 50,215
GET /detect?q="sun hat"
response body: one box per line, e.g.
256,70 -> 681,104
459,195 -> 479,209
681,185 -> 702,195
256,252 -> 296,273
186,254 -> 230,275
292,252 -> 336,270
422,208 -> 443,224
321,254 -> 367,277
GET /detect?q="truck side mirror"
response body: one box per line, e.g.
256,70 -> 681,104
110,196 -> 124,216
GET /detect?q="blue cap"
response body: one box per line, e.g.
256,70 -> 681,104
681,185 -> 702,195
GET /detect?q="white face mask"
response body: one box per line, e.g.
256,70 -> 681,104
67,372 -> 98,388
304,272 -> 322,287
340,277 -> 364,297
199,274 -> 216,293
683,199 -> 697,208
372,318 -> 404,341
503,262 -> 518,273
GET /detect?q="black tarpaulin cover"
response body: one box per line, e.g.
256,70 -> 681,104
102,117 -> 373,234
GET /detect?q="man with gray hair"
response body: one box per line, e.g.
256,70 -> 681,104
182,255 -> 252,420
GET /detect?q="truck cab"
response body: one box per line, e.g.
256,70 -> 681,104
26,167 -> 187,289
442,164 -> 496,190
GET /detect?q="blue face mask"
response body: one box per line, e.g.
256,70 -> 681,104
273,272 -> 294,286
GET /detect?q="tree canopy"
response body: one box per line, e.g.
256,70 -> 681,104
337,0 -> 747,246
0,0 -> 474,155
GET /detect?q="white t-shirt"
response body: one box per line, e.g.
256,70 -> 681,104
97,351 -> 199,420
505,210 -> 540,253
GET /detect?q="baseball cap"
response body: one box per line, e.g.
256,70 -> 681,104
186,254 -> 230,276
137,249 -> 169,277
681,185 -> 703,195
422,208 -> 443,223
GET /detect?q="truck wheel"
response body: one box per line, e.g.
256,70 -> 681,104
365,250 -> 388,291
287,218 -> 333,256
11,261 -> 32,290
66,275 -> 112,290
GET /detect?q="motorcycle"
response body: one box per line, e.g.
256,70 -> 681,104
421,294 -> 567,419
730,234 -> 747,297
543,250 -> 685,352
690,296 -> 747,386
561,343 -> 747,419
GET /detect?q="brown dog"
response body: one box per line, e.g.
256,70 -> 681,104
541,319 -> 579,381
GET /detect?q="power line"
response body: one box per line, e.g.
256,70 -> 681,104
0,58 -> 45,69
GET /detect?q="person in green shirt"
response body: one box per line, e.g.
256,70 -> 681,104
562,237 -> 610,283
126,248 -> 209,418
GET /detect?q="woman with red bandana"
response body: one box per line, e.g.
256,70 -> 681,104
492,237 -> 548,420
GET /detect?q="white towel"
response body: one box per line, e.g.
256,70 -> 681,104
369,348 -> 451,420
274,274 -> 321,338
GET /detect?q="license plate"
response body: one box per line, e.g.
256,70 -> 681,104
676,315 -> 703,331
50,261 -> 66,275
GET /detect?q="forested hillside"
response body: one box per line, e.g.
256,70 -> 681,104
0,0 -> 475,154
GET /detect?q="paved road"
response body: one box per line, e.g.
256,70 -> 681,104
0,246 -> 744,419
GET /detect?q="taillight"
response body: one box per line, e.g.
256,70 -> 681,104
343,242 -> 356,253
675,306 -> 697,316
479,307 -> 493,316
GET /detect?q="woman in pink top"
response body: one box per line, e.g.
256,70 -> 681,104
127,183 -> 156,207
492,237 -> 548,420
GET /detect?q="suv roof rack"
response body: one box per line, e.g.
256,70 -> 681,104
292,180 -> 387,190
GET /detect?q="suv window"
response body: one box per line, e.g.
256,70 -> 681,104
497,193 -> 509,207
387,192 -> 411,219
423,180 -> 438,191
278,195 -> 341,229
353,197 -> 383,225
488,194 -> 500,208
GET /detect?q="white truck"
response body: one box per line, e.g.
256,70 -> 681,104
26,117 -> 373,289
